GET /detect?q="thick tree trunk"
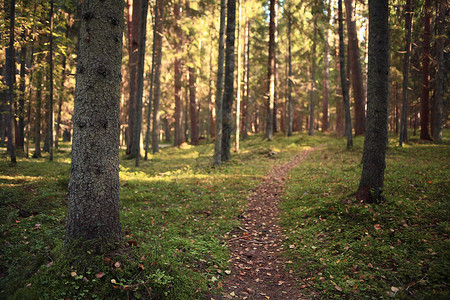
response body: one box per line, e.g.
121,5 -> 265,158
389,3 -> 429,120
33,47 -> 44,158
66,0 -> 124,242
357,0 -> 389,203
26,31 -> 36,158
18,35 -> 27,151
339,0 -> 353,148
221,0 -> 236,162
214,0 -> 226,165
399,0 -> 413,146
431,0 -> 445,142
151,0 -> 164,153
420,0 -> 432,140
265,0 -> 276,140
242,17 -> 250,139
126,0 -> 142,155
308,21 -> 317,136
344,0 -> 366,135
48,0 -> 54,161
272,0 -> 278,133
5,0 -> 16,163
133,0 -> 149,166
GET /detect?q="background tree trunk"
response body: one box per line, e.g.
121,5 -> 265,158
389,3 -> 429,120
32,45 -> 44,159
287,4 -> 293,137
399,0 -> 413,146
66,0 -> 124,242
221,0 -> 236,161
265,0 -> 276,140
357,0 -> 389,203
345,0 -> 366,136
242,17 -> 250,139
213,0 -> 226,165
420,0 -> 432,140
151,0 -> 164,154
173,0 -> 183,147
308,21 -> 317,136
339,0 -> 353,148
322,23 -> 330,132
48,0 -> 54,161
18,35 -> 27,151
189,67 -> 199,144
235,0 -> 242,152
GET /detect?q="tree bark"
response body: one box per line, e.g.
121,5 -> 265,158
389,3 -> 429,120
235,0 -> 242,152
189,67 -> 199,144
308,21 -> 317,136
431,0 -> 445,142
66,0 -> 124,242
213,0 -> 226,165
322,23 -> 330,132
265,0 -> 276,140
344,0 -> 366,135
151,0 -> 164,154
173,0 -> 183,147
420,0 -> 432,140
221,0 -> 236,162
133,0 -> 149,167
48,0 -> 54,161
242,17 -> 250,139
5,0 -> 17,163
287,4 -> 293,136
399,0 -> 413,146
18,34 -> 27,151
126,0 -> 142,155
339,0 -> 353,148
357,0 -> 389,203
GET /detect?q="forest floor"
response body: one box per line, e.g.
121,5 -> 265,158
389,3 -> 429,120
0,131 -> 449,299
217,147 -> 322,300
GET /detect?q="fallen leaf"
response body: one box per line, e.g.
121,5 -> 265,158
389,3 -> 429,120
46,261 -> 54,268
368,263 -> 374,268
391,286 -> 399,293
139,263 -> 145,270
335,285 -> 343,292
225,270 -> 231,275
26,283 -> 32,288
111,279 -> 117,284
374,224 -> 382,230
114,261 -> 121,268
71,271 -> 77,277
96,272 -> 105,279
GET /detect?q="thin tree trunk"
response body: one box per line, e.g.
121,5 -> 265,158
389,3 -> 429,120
48,0 -> 54,161
5,0 -> 16,163
235,0 -> 241,152
399,0 -> 413,146
273,0 -> 278,133
133,0 -> 149,166
26,29 -> 36,158
66,0 -> 124,242
287,4 -> 293,137
339,0 -> 353,148
345,0 -> 366,135
151,0 -> 164,153
308,21 -> 317,136
173,0 -> 183,147
207,29 -> 214,141
17,33 -> 27,151
357,0 -> 389,203
432,0 -> 445,142
33,44 -> 44,158
145,1 -> 158,160
126,0 -> 142,155
214,0 -> 226,165
242,17 -> 250,139
322,23 -> 330,132
221,0 -> 236,162
189,67 -> 199,144
265,0 -> 276,140
420,0 -> 432,140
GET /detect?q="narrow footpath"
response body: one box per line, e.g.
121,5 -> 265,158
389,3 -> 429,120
217,147 -> 321,300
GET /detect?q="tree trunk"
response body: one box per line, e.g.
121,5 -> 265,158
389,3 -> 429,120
272,0 -> 279,134
339,0 -> 353,148
420,0 -> 432,140
18,34 -> 27,151
5,0 -> 16,163
431,0 -> 445,142
133,0 -> 149,166
221,0 -> 236,162
344,0 -> 366,135
308,21 -> 317,136
66,0 -> 124,242
213,0 -> 226,165
322,24 -> 330,132
265,0 -> 276,140
399,0 -> 413,146
145,1 -> 158,160
235,0 -> 242,152
173,0 -> 183,147
357,0 -> 389,203
287,5 -> 293,136
189,67 -> 199,144
48,0 -> 54,161
126,0 -> 142,155
26,28 -> 36,158
242,17 -> 250,139
151,0 -> 164,154
32,44 -> 44,158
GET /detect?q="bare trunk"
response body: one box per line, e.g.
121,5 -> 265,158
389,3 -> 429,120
308,21 -> 317,136
48,0 -> 54,161
242,17 -> 250,139
265,0 -> 276,140
5,0 -> 16,163
235,0 -> 242,152
420,0 -> 432,140
189,67 -> 199,144
322,25 -> 330,132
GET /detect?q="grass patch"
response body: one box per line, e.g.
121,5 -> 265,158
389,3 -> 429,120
281,132 -> 450,298
0,133 -> 323,299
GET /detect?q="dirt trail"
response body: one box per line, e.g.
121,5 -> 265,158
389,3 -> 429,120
217,147 -> 321,300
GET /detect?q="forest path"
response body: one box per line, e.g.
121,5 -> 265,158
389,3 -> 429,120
216,146 -> 322,300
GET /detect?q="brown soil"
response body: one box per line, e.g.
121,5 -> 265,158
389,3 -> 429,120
214,147 -> 321,300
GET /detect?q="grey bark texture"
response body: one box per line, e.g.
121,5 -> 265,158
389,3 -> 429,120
287,4 -> 293,137
221,0 -> 236,162
308,21 -> 317,136
5,0 -> 16,163
213,0 -> 226,165
265,0 -> 276,141
357,0 -> 389,203
48,0 -> 54,161
66,0 -> 124,241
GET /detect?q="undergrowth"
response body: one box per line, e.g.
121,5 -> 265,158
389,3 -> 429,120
281,132 -> 450,299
